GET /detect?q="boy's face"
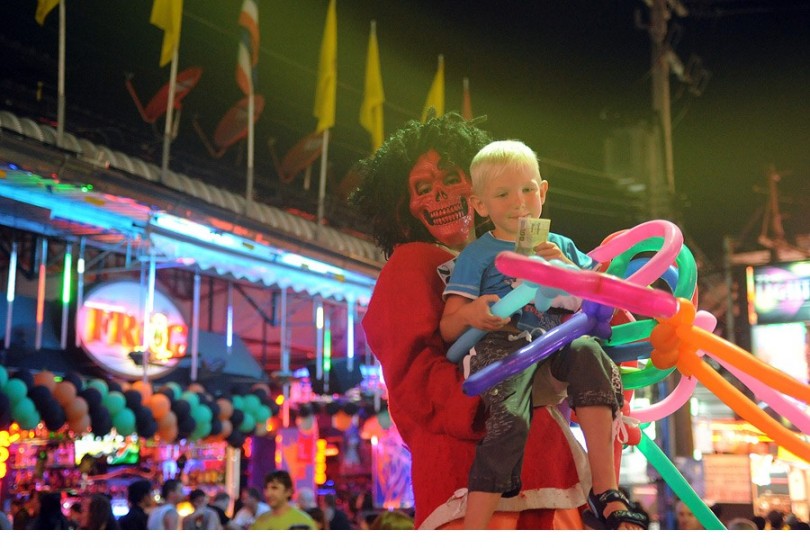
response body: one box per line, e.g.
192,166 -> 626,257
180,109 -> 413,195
470,164 -> 547,240
408,149 -> 474,249
265,479 -> 293,510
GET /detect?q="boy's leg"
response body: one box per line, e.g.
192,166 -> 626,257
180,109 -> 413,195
464,332 -> 536,529
548,337 -> 643,530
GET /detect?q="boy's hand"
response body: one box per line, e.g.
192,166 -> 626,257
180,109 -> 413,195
465,294 -> 511,331
533,241 -> 574,265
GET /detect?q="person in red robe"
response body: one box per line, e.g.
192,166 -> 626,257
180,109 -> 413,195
351,113 -> 591,529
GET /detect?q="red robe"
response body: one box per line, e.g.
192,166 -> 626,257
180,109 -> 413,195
363,242 -> 590,529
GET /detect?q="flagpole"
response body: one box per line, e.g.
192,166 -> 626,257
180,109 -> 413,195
56,0 -> 66,147
245,87 -> 255,208
317,127 -> 330,225
160,48 -> 179,182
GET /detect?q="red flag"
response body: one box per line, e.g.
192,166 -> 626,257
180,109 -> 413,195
462,77 -> 473,120
236,0 -> 260,95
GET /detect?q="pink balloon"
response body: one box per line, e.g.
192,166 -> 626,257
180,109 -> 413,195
713,355 -> 810,435
629,373 -> 698,423
588,220 -> 684,286
495,251 -> 678,319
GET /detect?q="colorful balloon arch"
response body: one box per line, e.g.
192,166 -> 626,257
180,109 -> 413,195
450,220 -> 810,530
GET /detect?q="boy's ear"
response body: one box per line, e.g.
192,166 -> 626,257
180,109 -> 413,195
539,179 -> 549,204
469,194 -> 488,217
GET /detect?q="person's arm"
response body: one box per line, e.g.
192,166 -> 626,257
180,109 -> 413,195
363,243 -> 484,441
439,293 -> 508,343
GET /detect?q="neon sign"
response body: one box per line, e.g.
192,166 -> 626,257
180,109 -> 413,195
0,429 -> 21,480
77,280 -> 188,379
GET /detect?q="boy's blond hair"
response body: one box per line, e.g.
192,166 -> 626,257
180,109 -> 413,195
470,139 -> 541,195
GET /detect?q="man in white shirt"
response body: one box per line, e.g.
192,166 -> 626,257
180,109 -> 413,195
227,487 -> 269,529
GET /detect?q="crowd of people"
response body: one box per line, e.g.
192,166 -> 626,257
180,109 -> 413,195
3,471 -> 415,531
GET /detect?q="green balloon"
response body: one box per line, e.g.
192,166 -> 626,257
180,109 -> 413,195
243,394 -> 261,415
0,365 -> 8,389
3,378 -> 28,405
12,397 -> 37,421
191,404 -> 212,425
12,397 -> 40,429
102,391 -> 127,416
621,364 -> 676,390
87,379 -> 109,398
238,412 -> 256,433
181,391 -> 200,410
254,405 -> 271,423
231,394 -> 244,410
165,382 -> 182,400
112,408 -> 136,436
637,432 -> 725,530
191,420 -> 212,440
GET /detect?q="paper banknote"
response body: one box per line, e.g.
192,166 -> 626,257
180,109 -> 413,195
514,217 -> 550,256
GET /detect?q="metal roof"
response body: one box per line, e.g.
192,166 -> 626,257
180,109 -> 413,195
0,110 -> 383,303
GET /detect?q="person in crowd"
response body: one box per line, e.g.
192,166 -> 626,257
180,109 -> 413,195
438,140 -> 644,530
0,506 -> 12,530
67,502 -> 82,529
118,479 -> 153,530
350,112 -> 598,529
727,517 -> 757,530
295,487 -> 317,511
369,510 -> 416,530
27,491 -> 71,530
147,478 -> 184,530
208,491 -> 232,528
81,493 -> 120,530
251,470 -> 317,530
751,515 -> 766,530
322,492 -> 352,530
305,507 -> 329,530
181,489 -> 221,530
675,499 -> 704,530
766,509 -> 787,530
227,486 -> 269,529
12,494 -> 36,529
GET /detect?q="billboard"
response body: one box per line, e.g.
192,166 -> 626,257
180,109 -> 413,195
746,260 -> 810,325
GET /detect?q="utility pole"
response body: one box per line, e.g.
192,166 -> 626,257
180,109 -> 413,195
647,0 -> 686,219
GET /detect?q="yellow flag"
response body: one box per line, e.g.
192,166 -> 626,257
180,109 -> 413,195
359,21 -> 385,152
150,0 -> 183,67
421,55 -> 445,122
35,0 -> 60,26
313,0 -> 337,133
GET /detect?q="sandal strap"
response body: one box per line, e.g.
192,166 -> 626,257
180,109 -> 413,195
587,489 -> 649,530
605,509 -> 650,530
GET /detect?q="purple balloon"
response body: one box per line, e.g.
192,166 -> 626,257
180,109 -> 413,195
463,312 -> 597,396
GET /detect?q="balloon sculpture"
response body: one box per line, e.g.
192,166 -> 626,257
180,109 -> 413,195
450,220 -> 810,530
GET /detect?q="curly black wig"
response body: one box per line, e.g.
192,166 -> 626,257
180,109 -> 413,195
349,111 -> 491,257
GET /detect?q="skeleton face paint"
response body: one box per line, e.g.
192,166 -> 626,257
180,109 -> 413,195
408,149 -> 473,249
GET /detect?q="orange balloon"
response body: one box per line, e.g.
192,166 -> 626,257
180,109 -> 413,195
34,371 -> 57,393
187,383 -> 206,394
53,381 -> 77,406
219,419 -> 232,439
148,393 -> 171,421
132,380 -> 153,401
158,422 -> 178,443
332,410 -> 353,432
157,410 -> 177,430
68,413 -> 91,434
66,397 -> 89,421
216,398 -> 233,420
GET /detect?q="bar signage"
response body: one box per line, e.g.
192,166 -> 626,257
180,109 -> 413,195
77,280 -> 188,379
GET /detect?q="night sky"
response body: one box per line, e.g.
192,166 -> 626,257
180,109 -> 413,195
1,1 -> 808,265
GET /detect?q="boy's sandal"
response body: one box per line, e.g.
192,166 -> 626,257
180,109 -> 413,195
582,488 -> 649,530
